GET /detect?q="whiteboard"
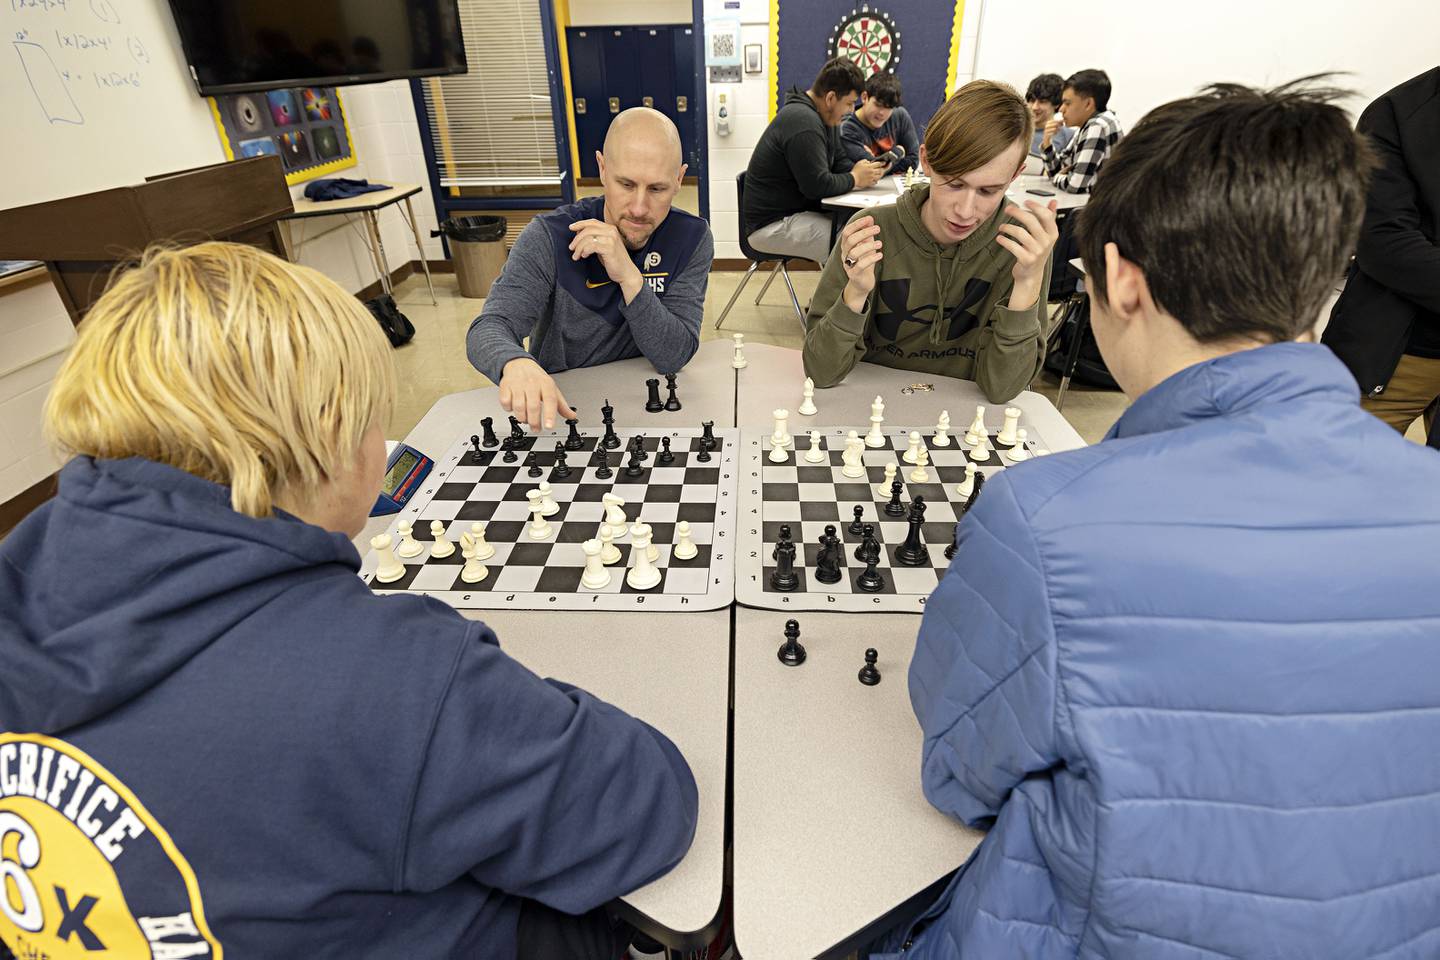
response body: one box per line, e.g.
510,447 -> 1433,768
2,0 -> 226,211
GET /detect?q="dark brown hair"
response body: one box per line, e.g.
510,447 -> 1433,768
1025,73 -> 1064,107
865,72 -> 902,108
1075,77 -> 1375,344
1064,69 -> 1111,112
923,80 -> 1032,181
812,57 -> 866,101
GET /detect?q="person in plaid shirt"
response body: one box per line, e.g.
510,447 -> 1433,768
1041,69 -> 1124,193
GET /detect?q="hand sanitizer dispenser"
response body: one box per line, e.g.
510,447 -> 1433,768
713,86 -> 733,137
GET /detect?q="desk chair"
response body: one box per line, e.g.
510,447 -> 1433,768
716,173 -> 808,330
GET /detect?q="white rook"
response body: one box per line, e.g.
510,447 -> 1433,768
580,539 -> 611,589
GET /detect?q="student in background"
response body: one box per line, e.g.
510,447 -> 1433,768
743,57 -> 886,265
1025,73 -> 1073,158
840,71 -> 921,174
1041,68 -> 1123,193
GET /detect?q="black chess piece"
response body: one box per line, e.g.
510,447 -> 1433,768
814,524 -> 842,584
658,436 -> 675,464
594,447 -> 613,480
634,434 -> 650,462
856,556 -> 886,592
525,452 -> 542,478
551,442 -> 572,480
854,523 -> 881,564
664,373 -> 681,411
624,444 -> 645,478
508,416 -> 525,441
777,618 -> 806,666
884,478 -> 906,517
700,420 -> 717,451
564,418 -> 584,450
947,471 -> 986,560
645,378 -> 664,412
695,443 -> 712,462
771,524 -> 799,592
501,436 -> 518,463
600,399 -> 621,449
849,505 -> 866,535
896,496 -> 930,566
481,417 -> 499,448
470,433 -> 482,456
858,648 -> 882,685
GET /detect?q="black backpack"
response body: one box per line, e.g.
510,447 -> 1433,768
365,294 -> 415,348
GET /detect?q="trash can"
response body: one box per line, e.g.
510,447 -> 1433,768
435,215 -> 507,299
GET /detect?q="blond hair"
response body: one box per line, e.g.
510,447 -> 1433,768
45,242 -> 396,518
924,80 -> 1033,180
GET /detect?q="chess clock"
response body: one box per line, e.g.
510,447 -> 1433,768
827,6 -> 902,76
371,443 -> 433,516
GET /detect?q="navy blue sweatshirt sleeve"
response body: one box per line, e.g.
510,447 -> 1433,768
400,623 -> 698,913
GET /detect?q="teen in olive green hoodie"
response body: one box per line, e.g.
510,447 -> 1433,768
803,81 -> 1060,404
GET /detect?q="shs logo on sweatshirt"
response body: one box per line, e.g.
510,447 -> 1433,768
1,734 -> 221,957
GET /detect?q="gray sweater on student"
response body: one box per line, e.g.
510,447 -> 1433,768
466,196 -> 713,383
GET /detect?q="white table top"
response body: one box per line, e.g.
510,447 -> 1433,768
285,182 -> 424,218
823,173 -> 1089,213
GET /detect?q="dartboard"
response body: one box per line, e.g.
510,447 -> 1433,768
827,6 -> 902,76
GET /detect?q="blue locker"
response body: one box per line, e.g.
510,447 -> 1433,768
566,27 -> 609,178
672,25 -> 699,175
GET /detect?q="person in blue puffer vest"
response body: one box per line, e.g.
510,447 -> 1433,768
875,79 -> 1440,959
0,243 -> 696,959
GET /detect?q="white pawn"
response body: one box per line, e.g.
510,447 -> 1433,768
902,430 -> 924,464
673,520 -> 698,560
429,520 -> 455,559
998,407 -> 1022,445
580,539 -> 611,590
536,480 -> 559,516
526,490 -> 552,539
932,410 -> 952,447
909,447 -> 931,483
731,332 -> 748,369
599,523 -> 622,564
768,438 -> 790,463
840,431 -> 866,479
1006,428 -> 1031,462
630,522 -> 659,562
877,461 -> 897,498
459,533 -> 489,584
966,405 -> 987,445
468,521 -> 495,561
626,529 -> 662,590
602,492 -> 628,529
803,430 -> 826,464
865,395 -> 886,448
771,408 -> 792,448
970,440 -> 991,463
955,462 -> 977,499
371,533 -> 405,583
395,520 -> 424,558
798,377 -> 817,416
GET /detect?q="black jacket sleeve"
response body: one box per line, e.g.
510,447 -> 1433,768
1353,97 -> 1440,312
786,129 -> 855,199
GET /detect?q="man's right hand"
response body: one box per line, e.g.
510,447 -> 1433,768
498,357 -> 576,431
1041,117 -> 1062,150
838,216 -> 883,313
851,159 -> 886,190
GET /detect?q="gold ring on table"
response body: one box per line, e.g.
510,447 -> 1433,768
843,257 -> 857,268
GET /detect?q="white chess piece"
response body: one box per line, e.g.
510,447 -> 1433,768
673,520 -> 698,560
580,539 -> 611,590
371,533 -> 405,583
798,377 -> 817,416
803,430 -> 826,464
909,448 -> 931,483
395,520 -> 424,559
1006,428 -> 1031,462
955,462 -> 978,498
771,408 -> 792,448
536,480 -> 560,516
841,432 -> 866,478
865,395 -> 886,447
932,410 -> 952,447
969,440 -> 991,463
468,521 -> 495,561
599,523 -> 622,564
625,529 -> 662,589
877,461 -> 898,498
602,492 -> 628,529
902,430 -> 924,464
428,520 -> 455,559
998,407 -> 1022,445
526,490 -> 552,539
458,533 -> 489,584
630,522 -> 659,562
768,438 -> 789,463
731,332 -> 748,369
966,405 -> 987,445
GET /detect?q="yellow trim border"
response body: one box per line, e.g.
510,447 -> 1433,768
554,0 -> 583,181
945,0 -> 968,96
768,0 -> 780,122
207,88 -> 359,186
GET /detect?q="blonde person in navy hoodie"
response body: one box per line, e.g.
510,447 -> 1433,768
0,243 -> 697,959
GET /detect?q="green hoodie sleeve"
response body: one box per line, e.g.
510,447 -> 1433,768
971,256 -> 1052,403
801,234 -> 871,387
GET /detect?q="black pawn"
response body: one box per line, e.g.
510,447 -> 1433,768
854,523 -> 880,563
696,444 -> 712,462
552,442 -> 572,480
856,556 -> 886,592
594,448 -> 613,480
525,452 -> 542,478
501,436 -> 518,463
777,619 -> 806,666
624,445 -> 645,478
858,648 -> 882,685
564,418 -> 584,450
664,373 -> 681,411
849,505 -> 866,535
508,416 -> 525,441
645,378 -> 664,412
601,398 -> 621,449
814,524 -> 842,584
771,524 -> 799,592
948,471 -> 985,561
896,496 -> 930,566
470,433 -> 482,456
481,417 -> 499,448
700,420 -> 717,451
658,436 -> 675,464
634,435 -> 650,462
884,478 -> 906,517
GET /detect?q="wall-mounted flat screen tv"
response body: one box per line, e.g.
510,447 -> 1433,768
168,0 -> 467,95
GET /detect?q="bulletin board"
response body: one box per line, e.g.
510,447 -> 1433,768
208,87 -> 357,186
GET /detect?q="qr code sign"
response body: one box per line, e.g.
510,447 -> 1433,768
711,33 -> 735,58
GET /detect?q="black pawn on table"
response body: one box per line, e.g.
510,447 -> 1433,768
771,524 -> 799,592
645,378 -> 664,413
858,648 -> 882,685
700,420 -> 717,451
525,452 -> 543,478
480,417 -> 499,448
849,505 -> 866,536
658,436 -> 675,464
624,444 -> 645,478
633,435 -> 650,462
895,496 -> 930,566
814,524 -> 843,584
777,618 -> 806,666
508,416 -> 525,442
856,556 -> 886,592
663,373 -> 682,411
600,399 -> 621,449
884,478 -> 907,517
551,442 -> 572,480
470,433 -> 482,456
501,436 -> 518,463
593,448 -> 612,480
564,417 -> 584,450
854,523 -> 881,564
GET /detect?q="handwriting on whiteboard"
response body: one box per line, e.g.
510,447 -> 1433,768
9,0 -> 147,125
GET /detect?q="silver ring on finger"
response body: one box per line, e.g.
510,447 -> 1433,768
843,256 -> 858,268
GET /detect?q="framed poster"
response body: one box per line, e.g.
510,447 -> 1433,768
208,86 -> 357,186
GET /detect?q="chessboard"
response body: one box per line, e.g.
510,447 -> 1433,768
359,426 -> 739,611
735,418 -> 1049,613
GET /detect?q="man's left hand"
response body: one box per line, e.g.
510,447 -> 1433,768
568,219 -> 641,297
